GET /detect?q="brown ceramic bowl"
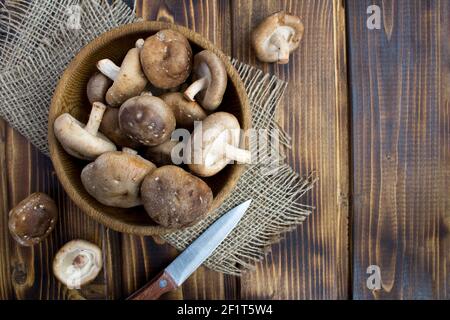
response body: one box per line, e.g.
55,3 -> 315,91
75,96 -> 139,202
48,21 -> 251,236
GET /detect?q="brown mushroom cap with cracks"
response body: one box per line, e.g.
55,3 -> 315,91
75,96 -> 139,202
118,95 -> 176,146
183,50 -> 227,111
86,72 -> 112,104
54,102 -> 116,160
140,29 -> 193,89
251,11 -> 304,64
160,92 -> 207,130
99,106 -> 141,149
141,166 -> 213,229
186,112 -> 251,177
97,39 -> 148,107
81,148 -> 156,208
8,193 -> 58,247
144,140 -> 181,166
53,240 -> 102,289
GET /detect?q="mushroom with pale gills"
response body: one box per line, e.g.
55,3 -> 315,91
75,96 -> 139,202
8,192 -> 58,247
186,112 -> 251,177
86,72 -> 112,104
183,50 -> 227,111
53,240 -> 102,289
144,140 -> 181,166
160,92 -> 207,130
140,29 -> 193,89
141,165 -> 213,229
81,148 -> 156,208
97,39 -> 148,107
118,95 -> 176,146
99,107 -> 141,149
251,11 -> 304,64
54,102 -> 116,160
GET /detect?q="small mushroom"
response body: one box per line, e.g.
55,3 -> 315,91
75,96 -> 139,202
141,166 -> 213,229
54,102 -> 116,160
99,107 -> 141,149
251,11 -> 304,64
81,148 -> 156,208
183,50 -> 227,111
160,92 -> 207,130
97,39 -> 148,107
8,193 -> 58,247
86,72 -> 112,104
53,240 -> 102,289
144,140 -> 181,166
186,112 -> 251,177
140,29 -> 193,89
118,95 -> 176,146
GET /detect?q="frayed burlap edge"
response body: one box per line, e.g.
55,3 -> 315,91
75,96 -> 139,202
0,0 -> 315,275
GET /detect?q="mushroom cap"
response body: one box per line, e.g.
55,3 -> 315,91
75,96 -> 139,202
8,192 -> 58,247
187,112 -> 241,177
251,11 -> 304,63
118,95 -> 176,146
160,92 -> 207,130
140,29 -> 193,89
99,107 -> 141,149
190,50 -> 227,111
144,139 -> 180,166
141,166 -> 213,229
87,72 -> 112,105
53,240 -> 102,289
105,47 -> 148,107
81,149 -> 156,208
54,113 -> 116,160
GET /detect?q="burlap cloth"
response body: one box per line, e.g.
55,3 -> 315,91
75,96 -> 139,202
0,0 -> 314,275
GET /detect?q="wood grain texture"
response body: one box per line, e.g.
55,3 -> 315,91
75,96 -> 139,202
347,0 -> 450,299
230,0 -> 349,299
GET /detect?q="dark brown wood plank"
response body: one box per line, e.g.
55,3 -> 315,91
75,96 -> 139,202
348,0 -> 450,299
126,0 -> 237,300
231,0 -> 349,299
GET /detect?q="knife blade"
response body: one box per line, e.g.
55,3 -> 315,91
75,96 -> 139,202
128,199 -> 252,300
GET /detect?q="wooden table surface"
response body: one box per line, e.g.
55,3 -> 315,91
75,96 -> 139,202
0,0 -> 448,300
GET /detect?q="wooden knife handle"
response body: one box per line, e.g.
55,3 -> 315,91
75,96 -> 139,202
127,270 -> 178,300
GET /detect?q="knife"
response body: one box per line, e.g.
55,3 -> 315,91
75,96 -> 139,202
127,200 -> 252,300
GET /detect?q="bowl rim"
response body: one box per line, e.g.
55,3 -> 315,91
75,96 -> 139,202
48,21 -> 252,236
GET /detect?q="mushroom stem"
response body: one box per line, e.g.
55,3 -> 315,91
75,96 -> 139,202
225,144 -> 252,164
184,77 -> 209,101
140,91 -> 153,96
135,38 -> 145,49
122,147 -> 138,155
97,59 -> 120,81
270,33 -> 290,64
85,102 -> 107,136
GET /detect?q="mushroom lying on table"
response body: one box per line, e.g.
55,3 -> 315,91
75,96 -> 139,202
160,92 -> 207,130
186,112 -> 251,177
183,50 -> 227,111
99,107 -> 141,149
141,165 -> 213,229
8,193 -> 58,247
252,11 -> 304,64
97,39 -> 148,107
81,148 -> 156,208
118,95 -> 176,146
54,102 -> 116,160
53,240 -> 102,289
86,72 -> 112,104
140,29 -> 193,89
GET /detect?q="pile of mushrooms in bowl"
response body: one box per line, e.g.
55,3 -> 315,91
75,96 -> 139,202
48,22 -> 252,235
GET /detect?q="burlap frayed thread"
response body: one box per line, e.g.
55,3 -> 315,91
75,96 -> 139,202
0,0 -> 314,275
